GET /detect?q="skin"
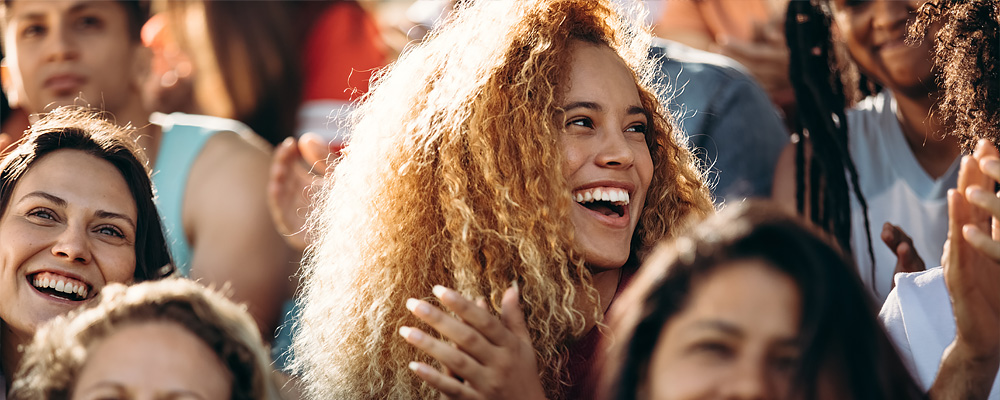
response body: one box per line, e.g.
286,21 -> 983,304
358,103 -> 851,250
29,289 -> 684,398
71,321 -> 232,400
644,260 -> 801,400
929,139 -> 1000,400
400,41 -> 654,400
2,0 -> 299,338
0,149 -> 137,389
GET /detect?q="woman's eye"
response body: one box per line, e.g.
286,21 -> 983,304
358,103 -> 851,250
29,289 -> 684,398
75,15 -> 104,31
693,342 -> 735,359
28,208 -> 57,221
625,124 -> 647,134
20,24 -> 46,38
567,117 -> 594,129
96,225 -> 125,239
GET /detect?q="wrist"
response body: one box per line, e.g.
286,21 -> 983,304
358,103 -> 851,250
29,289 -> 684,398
951,337 -> 1000,367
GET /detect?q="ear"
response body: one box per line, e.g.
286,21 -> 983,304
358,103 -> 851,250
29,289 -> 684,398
1,58 -> 19,108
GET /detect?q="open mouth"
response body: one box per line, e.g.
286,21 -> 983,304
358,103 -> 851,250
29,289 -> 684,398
27,272 -> 90,302
573,187 -> 630,218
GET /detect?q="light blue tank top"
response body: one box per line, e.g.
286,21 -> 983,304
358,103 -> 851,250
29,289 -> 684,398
150,112 -> 253,276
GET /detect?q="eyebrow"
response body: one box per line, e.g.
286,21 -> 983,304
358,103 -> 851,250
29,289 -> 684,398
561,101 -> 648,116
20,191 -> 136,229
690,319 -> 800,346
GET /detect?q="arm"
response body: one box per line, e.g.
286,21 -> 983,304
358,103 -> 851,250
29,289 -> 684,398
186,132 -> 301,339
930,139 -> 1000,399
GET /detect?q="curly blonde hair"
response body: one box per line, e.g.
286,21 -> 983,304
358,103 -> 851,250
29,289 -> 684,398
292,0 -> 714,398
9,279 -> 280,400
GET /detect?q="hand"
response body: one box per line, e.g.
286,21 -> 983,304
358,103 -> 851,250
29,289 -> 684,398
881,222 -> 926,288
401,284 -> 547,400
266,133 -> 331,252
945,141 -> 1000,358
934,140 -> 1000,400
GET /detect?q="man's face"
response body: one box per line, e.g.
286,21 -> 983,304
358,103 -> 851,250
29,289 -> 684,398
2,0 -> 141,114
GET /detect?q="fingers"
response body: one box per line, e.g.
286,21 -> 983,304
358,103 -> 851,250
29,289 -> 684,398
406,295 -> 500,364
432,286 -> 511,347
298,132 -> 332,174
962,224 -> 1000,262
881,222 -> 902,249
407,361 -> 481,400
966,186 -> 1000,227
500,282 -> 531,342
958,156 -> 992,228
400,325 -> 483,383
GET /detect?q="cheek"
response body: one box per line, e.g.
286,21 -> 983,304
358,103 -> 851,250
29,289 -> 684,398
647,345 -> 718,399
102,247 -> 137,283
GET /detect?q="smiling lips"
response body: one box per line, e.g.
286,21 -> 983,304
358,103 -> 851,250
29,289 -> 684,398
29,271 -> 90,301
573,186 -> 631,222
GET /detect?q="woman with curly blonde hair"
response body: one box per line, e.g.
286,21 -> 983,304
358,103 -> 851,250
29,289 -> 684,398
291,0 -> 714,398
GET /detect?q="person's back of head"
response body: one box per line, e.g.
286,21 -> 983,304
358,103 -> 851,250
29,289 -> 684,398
11,278 -> 279,400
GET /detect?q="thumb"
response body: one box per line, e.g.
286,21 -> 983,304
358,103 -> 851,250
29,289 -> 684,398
500,281 -> 531,343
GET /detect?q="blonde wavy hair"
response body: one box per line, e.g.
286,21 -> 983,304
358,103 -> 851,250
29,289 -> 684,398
10,279 -> 280,400
292,0 -> 714,398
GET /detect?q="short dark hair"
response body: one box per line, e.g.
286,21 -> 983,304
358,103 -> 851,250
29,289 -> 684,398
599,201 -> 926,400
0,106 -> 173,281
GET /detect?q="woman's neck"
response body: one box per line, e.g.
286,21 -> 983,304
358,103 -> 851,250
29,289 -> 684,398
893,90 -> 962,179
583,267 -> 624,333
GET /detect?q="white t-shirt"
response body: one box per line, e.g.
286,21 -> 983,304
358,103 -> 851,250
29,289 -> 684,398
880,267 -> 1000,399
847,91 -> 959,302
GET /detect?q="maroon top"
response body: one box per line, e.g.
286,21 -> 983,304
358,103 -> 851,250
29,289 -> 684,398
564,262 -> 639,400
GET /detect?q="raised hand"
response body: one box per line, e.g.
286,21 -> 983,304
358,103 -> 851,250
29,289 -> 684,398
930,139 -> 1000,399
401,284 -> 547,400
266,132 -> 331,252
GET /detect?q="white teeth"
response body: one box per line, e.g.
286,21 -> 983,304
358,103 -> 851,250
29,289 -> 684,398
30,274 -> 88,299
55,281 -> 65,292
572,187 -> 631,205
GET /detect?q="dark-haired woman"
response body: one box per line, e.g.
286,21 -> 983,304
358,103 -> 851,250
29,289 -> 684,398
0,106 -> 172,397
598,201 -> 925,400
773,0 -> 962,301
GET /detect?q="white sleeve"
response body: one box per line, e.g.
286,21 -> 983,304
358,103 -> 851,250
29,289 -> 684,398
880,281 -> 922,388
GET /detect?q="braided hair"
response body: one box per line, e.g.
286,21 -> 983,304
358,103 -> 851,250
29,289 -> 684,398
912,0 -> 1000,150
785,0 -> 878,284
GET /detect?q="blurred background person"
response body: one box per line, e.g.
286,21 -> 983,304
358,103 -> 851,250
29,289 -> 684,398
773,0 -> 961,301
10,279 -> 280,400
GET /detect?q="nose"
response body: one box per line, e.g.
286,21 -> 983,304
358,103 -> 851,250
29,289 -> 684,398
871,0 -> 910,34
594,126 -> 635,169
51,226 -> 92,264
44,22 -> 80,63
720,358 -> 771,400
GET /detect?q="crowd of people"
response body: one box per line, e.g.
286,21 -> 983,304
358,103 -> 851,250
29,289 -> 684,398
0,0 -> 997,399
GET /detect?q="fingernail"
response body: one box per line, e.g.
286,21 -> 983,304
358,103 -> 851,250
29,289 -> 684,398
432,285 -> 448,299
512,279 -> 519,294
399,326 -> 423,341
406,298 -> 419,312
408,361 -> 422,372
967,187 -> 987,203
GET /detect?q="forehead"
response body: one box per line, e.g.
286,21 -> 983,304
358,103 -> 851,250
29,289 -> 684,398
563,41 -> 641,101
4,0 -> 125,19
13,149 -> 136,215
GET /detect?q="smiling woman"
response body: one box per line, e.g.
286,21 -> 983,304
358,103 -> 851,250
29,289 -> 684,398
0,106 -> 172,394
292,0 -> 713,398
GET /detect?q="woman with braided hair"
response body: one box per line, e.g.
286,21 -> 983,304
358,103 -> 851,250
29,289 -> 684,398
773,0 -> 962,301
291,0 -> 714,398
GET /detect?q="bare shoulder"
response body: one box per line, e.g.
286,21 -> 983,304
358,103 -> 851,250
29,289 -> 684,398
184,131 -> 273,223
